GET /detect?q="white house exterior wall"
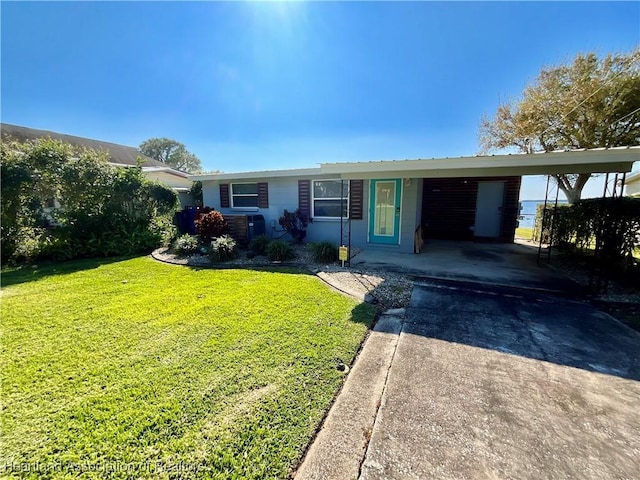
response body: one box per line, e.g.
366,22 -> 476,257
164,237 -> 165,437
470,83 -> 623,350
202,176 -> 420,253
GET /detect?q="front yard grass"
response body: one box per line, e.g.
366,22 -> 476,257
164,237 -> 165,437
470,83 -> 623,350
1,257 -> 375,479
515,226 -> 534,240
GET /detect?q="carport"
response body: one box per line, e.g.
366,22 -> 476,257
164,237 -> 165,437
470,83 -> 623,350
351,239 -> 581,295
322,146 -> 639,249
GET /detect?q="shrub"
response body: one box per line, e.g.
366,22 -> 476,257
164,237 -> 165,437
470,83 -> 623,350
151,215 -> 178,247
173,234 -> 199,254
0,138 -> 180,265
188,180 -> 203,206
309,241 -> 338,263
11,227 -> 52,264
209,235 -> 237,262
267,240 -> 295,261
249,235 -> 271,255
278,209 -> 312,244
535,197 -> 640,277
197,210 -> 228,243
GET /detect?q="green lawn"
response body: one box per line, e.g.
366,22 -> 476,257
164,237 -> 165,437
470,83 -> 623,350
515,227 -> 534,240
1,257 -> 375,479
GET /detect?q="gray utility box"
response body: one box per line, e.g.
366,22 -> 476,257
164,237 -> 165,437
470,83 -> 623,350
246,215 -> 266,239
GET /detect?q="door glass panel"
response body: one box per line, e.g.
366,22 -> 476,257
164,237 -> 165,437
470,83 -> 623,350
374,181 -> 395,236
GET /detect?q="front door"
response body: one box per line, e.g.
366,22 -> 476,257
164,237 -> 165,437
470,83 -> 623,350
474,181 -> 505,237
369,179 -> 402,245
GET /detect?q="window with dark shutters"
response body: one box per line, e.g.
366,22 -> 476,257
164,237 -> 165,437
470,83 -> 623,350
298,180 -> 311,219
257,182 -> 269,208
349,180 -> 363,220
220,184 -> 230,208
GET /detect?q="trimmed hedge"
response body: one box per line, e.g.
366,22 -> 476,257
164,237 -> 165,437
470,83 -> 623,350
536,197 -> 640,275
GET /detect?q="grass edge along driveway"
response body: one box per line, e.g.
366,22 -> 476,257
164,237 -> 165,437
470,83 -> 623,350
1,257 -> 375,479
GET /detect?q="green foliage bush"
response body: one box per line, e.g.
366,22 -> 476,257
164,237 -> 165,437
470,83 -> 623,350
309,241 -> 338,263
0,138 -> 178,264
535,197 -> 640,276
249,235 -> 271,255
196,210 -> 228,243
209,235 -> 237,262
278,209 -> 312,244
188,181 -> 203,206
173,234 -> 199,254
267,240 -> 295,261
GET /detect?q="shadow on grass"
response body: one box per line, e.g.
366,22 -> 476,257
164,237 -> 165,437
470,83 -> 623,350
184,263 -> 316,277
350,301 -> 377,327
185,262 -> 377,327
175,253 -> 379,328
1,255 -> 141,288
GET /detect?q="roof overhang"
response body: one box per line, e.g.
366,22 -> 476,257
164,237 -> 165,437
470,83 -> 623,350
190,167 -> 323,181
141,166 -> 190,178
189,146 -> 639,182
321,147 -> 640,179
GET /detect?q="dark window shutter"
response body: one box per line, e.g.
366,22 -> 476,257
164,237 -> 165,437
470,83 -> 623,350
257,182 -> 269,208
220,184 -> 230,208
349,180 -> 364,220
298,180 -> 311,219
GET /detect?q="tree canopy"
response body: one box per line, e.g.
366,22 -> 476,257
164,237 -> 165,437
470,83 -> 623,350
139,138 -> 203,174
479,49 -> 640,203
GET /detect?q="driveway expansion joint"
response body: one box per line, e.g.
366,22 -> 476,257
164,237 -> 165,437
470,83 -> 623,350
294,309 -> 405,480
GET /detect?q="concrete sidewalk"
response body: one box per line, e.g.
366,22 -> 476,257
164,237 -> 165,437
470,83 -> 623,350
295,279 -> 640,480
294,309 -> 404,480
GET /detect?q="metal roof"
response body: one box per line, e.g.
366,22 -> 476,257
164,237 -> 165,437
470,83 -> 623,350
190,146 -> 640,181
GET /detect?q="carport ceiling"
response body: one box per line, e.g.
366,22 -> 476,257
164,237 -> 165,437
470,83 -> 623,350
321,146 -> 640,180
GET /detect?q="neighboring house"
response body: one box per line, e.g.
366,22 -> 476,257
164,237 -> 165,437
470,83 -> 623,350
191,147 -> 639,254
624,170 -> 640,197
141,167 -> 192,206
1,123 -> 193,207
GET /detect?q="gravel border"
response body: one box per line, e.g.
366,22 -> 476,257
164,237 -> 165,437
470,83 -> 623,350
151,246 -> 414,310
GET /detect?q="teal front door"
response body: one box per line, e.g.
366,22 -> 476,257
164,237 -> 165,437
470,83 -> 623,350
369,179 -> 402,245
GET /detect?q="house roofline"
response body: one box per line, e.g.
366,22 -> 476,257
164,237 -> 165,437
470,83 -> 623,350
190,147 -> 639,181
141,166 -> 190,178
190,167 -> 323,181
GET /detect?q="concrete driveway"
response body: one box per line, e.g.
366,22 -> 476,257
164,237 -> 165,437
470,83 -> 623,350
296,278 -> 640,480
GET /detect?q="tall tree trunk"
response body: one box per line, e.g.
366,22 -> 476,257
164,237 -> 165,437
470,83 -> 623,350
552,173 -> 591,204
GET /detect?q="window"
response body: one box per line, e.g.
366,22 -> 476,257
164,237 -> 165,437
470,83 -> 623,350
312,180 -> 349,218
221,183 -> 268,209
231,183 -> 258,208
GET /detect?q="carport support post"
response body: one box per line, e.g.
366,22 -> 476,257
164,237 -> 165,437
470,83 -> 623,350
537,176 -> 550,264
589,172 -> 620,294
340,179 -> 352,267
537,175 -> 560,265
546,178 -> 560,264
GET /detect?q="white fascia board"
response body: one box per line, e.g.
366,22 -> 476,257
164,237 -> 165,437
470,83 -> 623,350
189,167 -> 323,182
336,162 -> 634,180
187,147 -> 640,181
142,167 -> 190,178
109,162 -> 136,168
321,147 -> 640,176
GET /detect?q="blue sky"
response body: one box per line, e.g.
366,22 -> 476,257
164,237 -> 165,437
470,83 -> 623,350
2,1 -> 638,199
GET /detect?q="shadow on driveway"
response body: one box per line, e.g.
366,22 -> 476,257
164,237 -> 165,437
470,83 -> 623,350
405,278 -> 640,382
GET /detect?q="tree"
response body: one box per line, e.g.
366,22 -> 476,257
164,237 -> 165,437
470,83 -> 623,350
1,137 -> 177,264
139,138 -> 203,174
479,49 -> 640,203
